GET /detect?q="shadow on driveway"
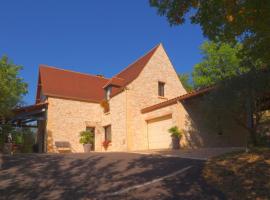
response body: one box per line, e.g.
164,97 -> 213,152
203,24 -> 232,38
0,153 -> 225,200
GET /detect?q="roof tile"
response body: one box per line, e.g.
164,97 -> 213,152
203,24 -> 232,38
37,44 -> 160,102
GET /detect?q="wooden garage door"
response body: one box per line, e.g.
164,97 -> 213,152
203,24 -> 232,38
147,115 -> 173,150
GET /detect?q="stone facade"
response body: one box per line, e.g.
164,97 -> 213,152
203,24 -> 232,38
43,44 -> 246,153
46,97 -> 102,152
124,45 -> 186,150
99,91 -> 128,152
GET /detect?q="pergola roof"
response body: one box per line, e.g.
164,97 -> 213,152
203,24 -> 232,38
11,102 -> 48,125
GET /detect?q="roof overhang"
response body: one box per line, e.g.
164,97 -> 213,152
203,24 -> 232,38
11,102 -> 48,125
141,87 -> 214,114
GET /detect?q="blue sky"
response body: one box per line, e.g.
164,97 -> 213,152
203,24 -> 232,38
0,1 -> 205,105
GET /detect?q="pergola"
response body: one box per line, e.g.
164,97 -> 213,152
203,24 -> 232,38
11,102 -> 48,127
6,102 -> 49,152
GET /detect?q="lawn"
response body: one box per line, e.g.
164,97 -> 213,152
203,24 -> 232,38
203,148 -> 270,200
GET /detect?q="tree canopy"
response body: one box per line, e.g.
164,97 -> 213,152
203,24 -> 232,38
178,73 -> 193,92
150,0 -> 270,66
192,41 -> 247,88
0,55 -> 28,119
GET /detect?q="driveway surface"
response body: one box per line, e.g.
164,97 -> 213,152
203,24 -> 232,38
0,152 -> 225,200
133,147 -> 244,160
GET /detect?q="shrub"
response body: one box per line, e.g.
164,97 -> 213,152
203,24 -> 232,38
168,126 -> 182,138
79,130 -> 94,145
102,140 -> 111,150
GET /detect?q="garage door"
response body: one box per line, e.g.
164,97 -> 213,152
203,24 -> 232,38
147,115 -> 173,150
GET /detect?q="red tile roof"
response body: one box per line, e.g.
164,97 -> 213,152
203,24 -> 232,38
115,44 -> 159,86
36,44 -> 160,102
103,77 -> 125,88
38,65 -> 109,103
107,44 -> 160,97
141,86 -> 214,113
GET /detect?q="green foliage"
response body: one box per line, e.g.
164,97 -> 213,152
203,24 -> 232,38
13,132 -> 23,144
0,55 -> 28,118
178,73 -> 193,92
192,41 -> 247,88
79,130 -> 94,145
0,124 -> 14,144
150,0 -> 270,67
168,126 -> 182,138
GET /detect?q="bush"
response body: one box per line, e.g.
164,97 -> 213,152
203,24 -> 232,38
79,130 -> 94,145
168,126 -> 182,138
102,140 -> 111,150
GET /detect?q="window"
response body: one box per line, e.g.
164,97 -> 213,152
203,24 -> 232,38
158,81 -> 165,97
105,86 -> 112,100
104,125 -> 112,141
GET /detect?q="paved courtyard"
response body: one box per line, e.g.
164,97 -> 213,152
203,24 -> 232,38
0,151 -> 230,200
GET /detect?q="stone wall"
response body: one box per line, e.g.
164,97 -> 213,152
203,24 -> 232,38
46,97 -> 102,152
100,91 -> 128,151
142,99 -> 247,148
181,99 -> 247,148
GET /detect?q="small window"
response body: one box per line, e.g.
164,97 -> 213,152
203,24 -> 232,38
158,82 -> 165,97
104,125 -> 112,141
105,86 -> 112,100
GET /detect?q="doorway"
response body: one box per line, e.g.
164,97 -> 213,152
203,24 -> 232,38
86,126 -> 95,151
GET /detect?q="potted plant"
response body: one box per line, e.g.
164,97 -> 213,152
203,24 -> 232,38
79,130 -> 94,153
168,126 -> 182,149
102,140 -> 111,151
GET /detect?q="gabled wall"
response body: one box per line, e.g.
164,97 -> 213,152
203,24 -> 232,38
124,44 -> 187,150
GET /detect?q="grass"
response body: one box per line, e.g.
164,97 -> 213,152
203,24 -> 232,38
203,148 -> 270,200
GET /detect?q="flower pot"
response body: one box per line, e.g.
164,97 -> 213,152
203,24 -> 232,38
172,136 -> 180,149
83,144 -> 92,153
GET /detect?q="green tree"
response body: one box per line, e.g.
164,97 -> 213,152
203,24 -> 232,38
178,73 -> 193,92
192,41 -> 247,88
149,0 -> 270,66
0,55 -> 28,120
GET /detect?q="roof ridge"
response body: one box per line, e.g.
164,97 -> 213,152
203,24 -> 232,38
39,64 -> 109,80
115,43 -> 161,77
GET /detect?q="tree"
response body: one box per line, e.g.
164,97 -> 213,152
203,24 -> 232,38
178,73 -> 193,92
0,55 -> 28,120
179,40 -> 268,147
192,41 -> 247,88
149,0 -> 270,66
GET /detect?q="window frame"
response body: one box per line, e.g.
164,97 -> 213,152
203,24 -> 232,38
105,86 -> 112,100
158,81 -> 165,97
104,125 -> 112,142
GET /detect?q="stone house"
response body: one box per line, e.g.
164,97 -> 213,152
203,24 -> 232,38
30,44 -> 246,152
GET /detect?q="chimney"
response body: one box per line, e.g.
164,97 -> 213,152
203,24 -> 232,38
96,74 -> 104,78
